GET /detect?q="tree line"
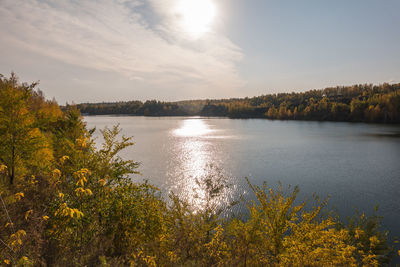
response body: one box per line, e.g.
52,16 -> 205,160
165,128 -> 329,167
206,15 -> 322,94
76,83 -> 400,123
0,73 -> 397,265
200,83 -> 400,123
76,100 -> 188,116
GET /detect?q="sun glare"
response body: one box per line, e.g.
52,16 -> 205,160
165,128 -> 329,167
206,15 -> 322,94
173,119 -> 214,137
176,0 -> 217,38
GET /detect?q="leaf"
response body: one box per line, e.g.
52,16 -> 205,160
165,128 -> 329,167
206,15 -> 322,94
25,209 -> 33,220
85,188 -> 93,196
14,192 -> 24,201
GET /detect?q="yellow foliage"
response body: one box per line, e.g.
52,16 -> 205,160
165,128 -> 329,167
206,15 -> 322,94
281,224 -> 359,266
0,164 -> 7,172
167,251 -> 178,263
76,137 -> 88,149
369,235 -> 380,248
355,228 -> 363,239
54,202 -> 84,219
99,179 -> 106,186
14,192 -> 24,201
60,155 -> 70,164
75,187 -> 85,196
85,188 -> 93,195
205,224 -> 229,265
76,179 -> 84,187
52,169 -> 61,179
25,209 -> 33,221
29,175 -> 38,185
8,230 -> 27,250
131,250 -> 157,267
144,256 -> 157,267
74,168 -> 90,187
19,230 -> 26,236
18,256 -> 31,266
34,147 -> 54,168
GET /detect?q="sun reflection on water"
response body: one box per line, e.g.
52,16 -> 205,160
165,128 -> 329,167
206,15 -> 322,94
173,119 -> 215,137
168,118 -> 236,212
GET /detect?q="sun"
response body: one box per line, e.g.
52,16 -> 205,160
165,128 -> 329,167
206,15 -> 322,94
176,0 -> 217,38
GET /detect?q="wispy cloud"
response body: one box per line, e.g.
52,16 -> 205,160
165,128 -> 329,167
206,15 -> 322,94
0,0 -> 244,99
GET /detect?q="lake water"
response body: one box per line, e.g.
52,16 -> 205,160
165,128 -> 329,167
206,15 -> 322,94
84,116 -> 400,242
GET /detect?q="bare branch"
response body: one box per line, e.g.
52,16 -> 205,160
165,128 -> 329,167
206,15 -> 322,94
0,193 -> 15,233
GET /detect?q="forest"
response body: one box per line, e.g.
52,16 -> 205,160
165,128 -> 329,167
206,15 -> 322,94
0,73 -> 397,266
76,83 -> 400,123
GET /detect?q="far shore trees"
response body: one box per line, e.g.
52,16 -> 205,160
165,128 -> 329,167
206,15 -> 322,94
75,83 -> 400,123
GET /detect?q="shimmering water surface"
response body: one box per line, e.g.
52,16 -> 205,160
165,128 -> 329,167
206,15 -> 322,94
85,116 -> 400,239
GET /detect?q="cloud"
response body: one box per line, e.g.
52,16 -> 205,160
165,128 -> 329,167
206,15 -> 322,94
0,0 -> 244,99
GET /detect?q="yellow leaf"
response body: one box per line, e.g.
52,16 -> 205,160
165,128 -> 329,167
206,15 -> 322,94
18,230 -> 26,236
75,187 -> 85,196
58,192 -> 64,198
14,192 -> 24,201
76,179 -> 85,187
25,209 -> 33,220
3,259 -> 10,265
99,179 -> 106,186
42,216 -> 49,221
0,164 -> 7,172
60,155 -> 69,164
76,137 -> 87,148
29,175 -> 38,185
52,169 -> 61,179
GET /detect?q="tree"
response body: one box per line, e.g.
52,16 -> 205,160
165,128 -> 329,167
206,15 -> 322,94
0,73 -> 45,184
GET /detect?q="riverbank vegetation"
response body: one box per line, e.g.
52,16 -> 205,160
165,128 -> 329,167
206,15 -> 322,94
76,83 -> 400,123
0,73 -> 396,265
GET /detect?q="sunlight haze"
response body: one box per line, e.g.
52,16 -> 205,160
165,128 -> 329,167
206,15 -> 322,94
175,0 -> 217,38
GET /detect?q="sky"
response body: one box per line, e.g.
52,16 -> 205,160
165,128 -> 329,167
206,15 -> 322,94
0,0 -> 399,104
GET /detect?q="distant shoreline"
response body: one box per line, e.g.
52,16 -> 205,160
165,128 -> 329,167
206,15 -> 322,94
75,82 -> 400,124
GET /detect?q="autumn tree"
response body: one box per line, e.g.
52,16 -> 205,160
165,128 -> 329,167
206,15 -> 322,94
0,73 -> 46,185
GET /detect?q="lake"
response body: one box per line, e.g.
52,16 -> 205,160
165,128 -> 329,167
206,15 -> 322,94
84,116 -> 400,241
